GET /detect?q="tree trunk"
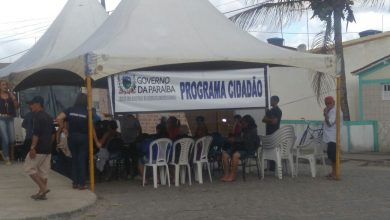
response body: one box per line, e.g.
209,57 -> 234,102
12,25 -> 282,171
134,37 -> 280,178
333,10 -> 350,121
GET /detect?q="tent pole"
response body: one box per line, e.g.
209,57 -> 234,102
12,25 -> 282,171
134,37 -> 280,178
86,76 -> 95,191
335,76 -> 341,180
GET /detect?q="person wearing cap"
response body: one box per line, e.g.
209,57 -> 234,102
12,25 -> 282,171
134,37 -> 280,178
24,96 -> 55,200
56,93 -> 101,190
323,96 -> 343,180
262,95 -> 282,171
0,80 -> 19,165
20,100 -> 35,161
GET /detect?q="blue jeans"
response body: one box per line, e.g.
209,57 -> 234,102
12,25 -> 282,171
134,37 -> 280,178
68,133 -> 89,186
0,117 -> 15,160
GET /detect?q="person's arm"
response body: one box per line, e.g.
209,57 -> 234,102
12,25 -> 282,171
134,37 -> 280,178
9,92 -> 19,109
262,109 -> 277,125
29,135 -> 39,159
263,113 -> 278,125
324,108 -> 336,127
56,112 -> 67,144
97,130 -> 109,148
29,115 -> 40,159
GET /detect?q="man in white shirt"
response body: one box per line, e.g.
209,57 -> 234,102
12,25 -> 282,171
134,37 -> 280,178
323,96 -> 343,180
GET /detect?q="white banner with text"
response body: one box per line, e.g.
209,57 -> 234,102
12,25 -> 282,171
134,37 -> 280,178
109,68 -> 266,113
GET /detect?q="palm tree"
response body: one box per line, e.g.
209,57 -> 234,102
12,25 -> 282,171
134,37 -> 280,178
229,0 -> 387,121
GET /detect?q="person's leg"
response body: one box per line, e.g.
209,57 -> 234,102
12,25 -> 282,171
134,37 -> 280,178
7,118 -> 15,161
221,151 -> 231,180
0,118 -> 10,161
327,142 -> 337,179
25,154 -> 49,199
226,152 -> 241,181
68,137 -> 79,188
78,138 -> 89,189
129,142 -> 139,177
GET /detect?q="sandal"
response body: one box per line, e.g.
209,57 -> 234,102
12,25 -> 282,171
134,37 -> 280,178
326,174 -> 338,180
78,185 -> 88,190
31,189 -> 50,200
34,194 -> 47,200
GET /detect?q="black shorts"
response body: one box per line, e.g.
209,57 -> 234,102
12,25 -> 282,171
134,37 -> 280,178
327,142 -> 336,163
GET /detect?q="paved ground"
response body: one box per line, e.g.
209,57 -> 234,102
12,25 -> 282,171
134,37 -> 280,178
74,154 -> 390,220
1,153 -> 389,220
0,161 -> 96,220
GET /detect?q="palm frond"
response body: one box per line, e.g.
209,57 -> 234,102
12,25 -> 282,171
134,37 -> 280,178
359,0 -> 387,9
310,19 -> 335,105
229,0 -> 306,31
310,71 -> 336,106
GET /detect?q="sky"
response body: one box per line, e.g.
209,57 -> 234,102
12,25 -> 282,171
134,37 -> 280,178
0,0 -> 389,63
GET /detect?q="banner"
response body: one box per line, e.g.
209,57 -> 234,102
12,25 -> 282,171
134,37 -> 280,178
109,68 -> 267,113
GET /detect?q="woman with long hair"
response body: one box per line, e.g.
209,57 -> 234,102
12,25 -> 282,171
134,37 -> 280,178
0,80 -> 19,165
221,114 -> 259,182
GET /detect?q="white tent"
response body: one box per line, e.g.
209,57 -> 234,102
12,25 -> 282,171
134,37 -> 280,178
2,0 -> 334,90
0,0 -> 108,90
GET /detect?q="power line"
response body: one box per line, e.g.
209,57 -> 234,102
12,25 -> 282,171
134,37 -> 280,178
0,21 -> 51,33
214,0 -> 242,8
0,49 -> 29,61
0,25 -> 49,41
279,89 -> 336,107
0,17 -> 53,25
247,30 -> 366,35
0,34 -> 45,45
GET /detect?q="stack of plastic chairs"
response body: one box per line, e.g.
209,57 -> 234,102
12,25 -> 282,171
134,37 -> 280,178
260,125 -> 296,179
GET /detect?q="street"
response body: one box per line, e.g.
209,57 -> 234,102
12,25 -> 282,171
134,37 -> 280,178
74,160 -> 390,220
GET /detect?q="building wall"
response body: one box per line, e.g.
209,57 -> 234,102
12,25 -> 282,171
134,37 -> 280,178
268,32 -> 390,121
343,33 -> 390,120
268,67 -> 333,120
362,83 -> 390,152
362,84 -> 390,121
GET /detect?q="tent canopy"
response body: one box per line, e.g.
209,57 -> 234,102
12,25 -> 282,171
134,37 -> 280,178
2,0 -> 334,90
0,0 -> 108,91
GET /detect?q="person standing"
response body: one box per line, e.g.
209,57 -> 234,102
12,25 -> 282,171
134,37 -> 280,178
323,96 -> 343,180
56,93 -> 100,190
119,114 -> 142,178
0,80 -> 19,165
24,96 -> 55,200
262,95 -> 282,171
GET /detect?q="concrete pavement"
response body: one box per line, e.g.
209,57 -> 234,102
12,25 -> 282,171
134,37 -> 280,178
0,162 -> 96,220
0,152 -> 389,219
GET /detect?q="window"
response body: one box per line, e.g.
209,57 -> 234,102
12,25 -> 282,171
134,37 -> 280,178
382,84 -> 390,100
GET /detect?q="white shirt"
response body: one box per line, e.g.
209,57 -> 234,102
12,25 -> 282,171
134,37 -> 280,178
322,107 -> 343,143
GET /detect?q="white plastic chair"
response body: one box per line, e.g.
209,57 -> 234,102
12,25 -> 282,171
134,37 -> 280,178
260,125 -> 296,180
170,138 -> 195,187
295,138 -> 327,178
143,138 -> 172,188
193,136 -> 213,184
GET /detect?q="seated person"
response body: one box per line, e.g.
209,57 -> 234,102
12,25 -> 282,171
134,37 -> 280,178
221,115 -> 259,182
194,115 -> 208,139
95,120 -> 122,173
99,120 -> 121,152
229,114 -> 242,138
167,116 -> 181,141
